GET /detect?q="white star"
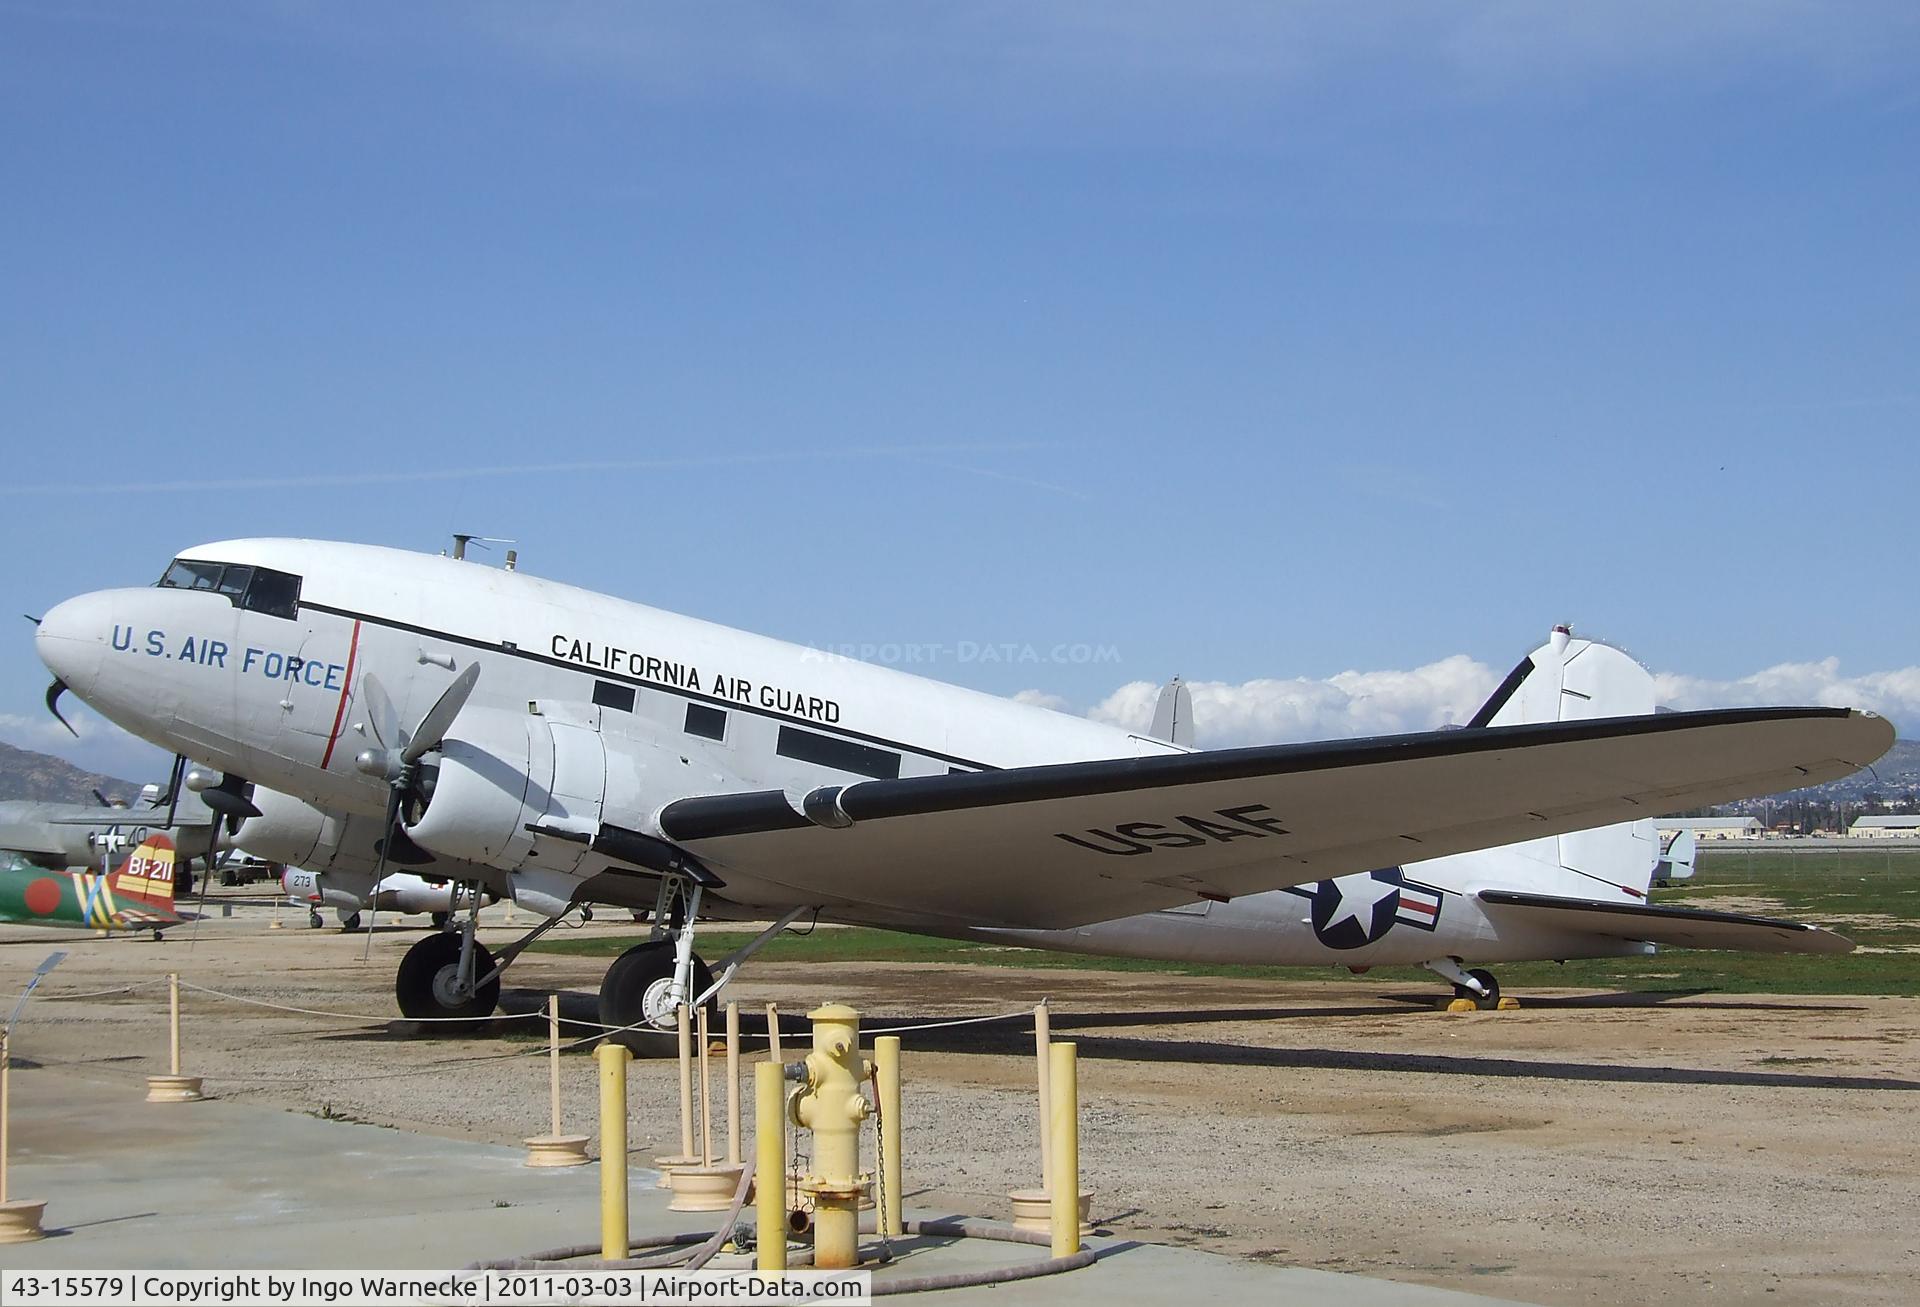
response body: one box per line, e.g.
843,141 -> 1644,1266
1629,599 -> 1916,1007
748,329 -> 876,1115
1322,875 -> 1399,936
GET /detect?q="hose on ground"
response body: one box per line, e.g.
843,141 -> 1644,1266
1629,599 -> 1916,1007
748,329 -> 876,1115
461,1159 -> 754,1271
872,1219 -> 1098,1295
464,1195 -> 1098,1293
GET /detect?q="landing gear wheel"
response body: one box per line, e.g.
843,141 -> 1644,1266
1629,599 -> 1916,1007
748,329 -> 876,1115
308,908 -> 324,930
598,940 -> 716,1054
430,912 -> 450,931
1453,969 -> 1500,1011
341,912 -> 363,933
396,931 -> 500,1026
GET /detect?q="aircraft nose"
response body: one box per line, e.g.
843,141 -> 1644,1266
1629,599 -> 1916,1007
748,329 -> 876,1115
35,591 -> 113,696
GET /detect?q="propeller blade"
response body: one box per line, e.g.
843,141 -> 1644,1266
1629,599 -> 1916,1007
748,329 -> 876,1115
44,679 -> 78,738
361,783 -> 408,959
360,672 -> 399,752
200,775 -> 262,823
404,662 -> 480,764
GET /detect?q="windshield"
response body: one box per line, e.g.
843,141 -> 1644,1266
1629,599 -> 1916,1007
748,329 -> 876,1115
157,558 -> 302,620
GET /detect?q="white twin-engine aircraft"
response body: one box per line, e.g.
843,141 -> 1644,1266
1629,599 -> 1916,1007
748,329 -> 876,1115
34,540 -> 1890,1035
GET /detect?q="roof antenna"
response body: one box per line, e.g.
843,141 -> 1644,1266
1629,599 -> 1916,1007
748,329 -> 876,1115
450,534 -> 516,563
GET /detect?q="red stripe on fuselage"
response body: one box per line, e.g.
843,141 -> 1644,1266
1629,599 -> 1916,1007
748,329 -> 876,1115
319,619 -> 363,770
1398,898 -> 1439,916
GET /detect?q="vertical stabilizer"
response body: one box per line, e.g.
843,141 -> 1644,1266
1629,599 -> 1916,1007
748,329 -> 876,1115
1148,677 -> 1195,748
107,835 -> 179,906
1468,629 -> 1663,899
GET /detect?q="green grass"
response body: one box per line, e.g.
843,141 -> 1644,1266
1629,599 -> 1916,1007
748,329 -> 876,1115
527,850 -> 1920,997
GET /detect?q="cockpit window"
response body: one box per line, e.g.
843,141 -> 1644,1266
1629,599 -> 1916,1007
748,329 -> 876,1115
157,558 -> 302,620
243,568 -> 301,620
159,559 -> 223,592
216,565 -> 253,603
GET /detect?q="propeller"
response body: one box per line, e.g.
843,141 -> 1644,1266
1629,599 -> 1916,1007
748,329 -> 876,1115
352,663 -> 480,947
44,679 -> 78,738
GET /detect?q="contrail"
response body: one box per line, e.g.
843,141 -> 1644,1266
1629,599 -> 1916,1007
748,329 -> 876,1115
1,442 -> 1062,497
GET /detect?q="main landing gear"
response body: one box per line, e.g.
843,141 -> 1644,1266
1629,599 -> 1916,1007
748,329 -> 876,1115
391,872 -> 812,1044
393,879 -> 573,1027
597,877 -> 814,1053
1425,958 -> 1501,1010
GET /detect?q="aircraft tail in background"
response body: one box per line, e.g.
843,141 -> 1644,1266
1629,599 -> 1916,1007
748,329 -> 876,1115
105,835 -> 181,909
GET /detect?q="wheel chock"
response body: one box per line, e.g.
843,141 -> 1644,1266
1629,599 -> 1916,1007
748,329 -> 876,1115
1496,996 -> 1522,1011
1445,998 -> 1478,1013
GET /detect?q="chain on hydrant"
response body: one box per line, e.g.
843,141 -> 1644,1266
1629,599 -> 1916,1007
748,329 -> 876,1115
787,1002 -> 872,1270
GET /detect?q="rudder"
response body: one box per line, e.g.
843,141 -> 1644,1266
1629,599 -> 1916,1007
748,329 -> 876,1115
1470,627 -> 1663,899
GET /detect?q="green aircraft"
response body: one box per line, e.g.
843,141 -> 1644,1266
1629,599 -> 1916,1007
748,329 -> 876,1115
0,834 -> 187,935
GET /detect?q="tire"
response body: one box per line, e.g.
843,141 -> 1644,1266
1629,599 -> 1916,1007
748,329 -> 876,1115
1453,968 -> 1501,1011
430,912 -> 450,931
341,912 -> 362,933
597,940 -> 716,1055
395,931 -> 500,1026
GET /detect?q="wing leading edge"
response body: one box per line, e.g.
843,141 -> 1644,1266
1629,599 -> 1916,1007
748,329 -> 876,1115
659,707 -> 1890,931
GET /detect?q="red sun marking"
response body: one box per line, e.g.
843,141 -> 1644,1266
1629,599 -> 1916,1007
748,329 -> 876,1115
24,877 -> 63,916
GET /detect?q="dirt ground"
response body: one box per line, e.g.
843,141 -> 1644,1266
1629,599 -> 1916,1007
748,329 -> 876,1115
5,898 -> 1917,1306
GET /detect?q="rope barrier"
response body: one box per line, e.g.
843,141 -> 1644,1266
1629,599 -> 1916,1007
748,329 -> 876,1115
26,985 -> 141,1002
172,979 -> 542,1025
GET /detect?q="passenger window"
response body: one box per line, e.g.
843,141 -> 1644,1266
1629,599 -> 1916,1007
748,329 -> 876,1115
776,726 -> 900,780
244,569 -> 301,619
593,681 -> 636,713
685,703 -> 727,741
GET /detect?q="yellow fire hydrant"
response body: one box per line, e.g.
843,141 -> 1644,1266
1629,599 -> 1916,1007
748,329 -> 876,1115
788,1002 -> 872,1269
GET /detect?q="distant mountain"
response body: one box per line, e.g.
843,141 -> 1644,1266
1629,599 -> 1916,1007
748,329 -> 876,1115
0,741 -> 143,804
1711,735 -> 1919,820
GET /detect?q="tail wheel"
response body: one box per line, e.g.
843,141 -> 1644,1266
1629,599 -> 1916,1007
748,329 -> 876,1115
598,939 -> 716,1055
1453,968 -> 1501,1011
396,930 -> 500,1025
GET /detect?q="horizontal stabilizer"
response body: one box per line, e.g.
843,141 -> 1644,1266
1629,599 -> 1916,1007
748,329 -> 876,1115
1478,889 -> 1853,955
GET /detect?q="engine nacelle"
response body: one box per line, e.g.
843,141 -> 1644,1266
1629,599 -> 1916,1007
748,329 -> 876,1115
235,788 -> 368,872
235,787 -> 494,885
404,707 -> 672,884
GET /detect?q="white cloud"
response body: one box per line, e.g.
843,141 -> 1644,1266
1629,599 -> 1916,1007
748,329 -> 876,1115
1087,654 -> 1500,748
1011,689 -> 1072,714
1067,653 -> 1919,749
454,1 -> 1917,106
1656,660 -> 1920,725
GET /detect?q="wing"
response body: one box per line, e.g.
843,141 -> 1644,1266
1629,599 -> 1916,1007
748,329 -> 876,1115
1478,890 -> 1853,955
658,707 -> 1889,930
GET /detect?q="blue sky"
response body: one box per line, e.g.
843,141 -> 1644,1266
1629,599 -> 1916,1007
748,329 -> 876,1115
3,2 -> 1917,777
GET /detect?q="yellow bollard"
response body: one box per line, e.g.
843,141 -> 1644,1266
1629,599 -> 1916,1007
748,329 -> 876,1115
595,1041 -> 632,1261
1048,1041 -> 1079,1258
1035,1000 -> 1053,1193
145,973 -> 203,1103
526,995 -> 588,1166
678,1004 -> 696,1159
755,1061 -> 786,1273
549,994 -> 563,1137
653,1002 -> 700,1182
792,1003 -> 871,1270
875,1035 -> 902,1239
0,1031 -> 44,1243
698,1005 -> 714,1166
726,1002 -> 742,1166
